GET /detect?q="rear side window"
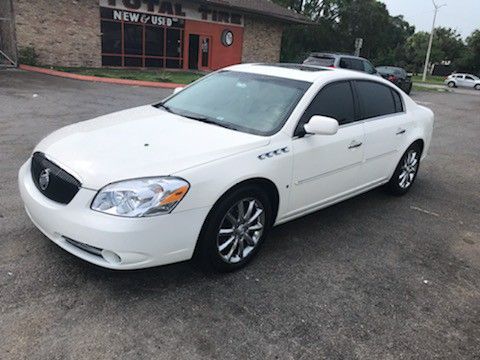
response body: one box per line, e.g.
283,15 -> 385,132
391,89 -> 404,113
356,81 -> 398,119
304,56 -> 335,67
340,58 -> 364,72
301,81 -> 356,126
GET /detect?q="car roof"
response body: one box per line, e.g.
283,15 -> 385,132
308,52 -> 369,61
225,63 -> 383,84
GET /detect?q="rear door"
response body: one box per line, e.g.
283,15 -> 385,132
289,81 -> 365,214
354,80 -> 412,184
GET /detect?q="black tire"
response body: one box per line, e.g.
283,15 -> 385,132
405,83 -> 412,95
447,81 -> 456,88
386,143 -> 422,196
475,84 -> 480,91
194,185 -> 273,272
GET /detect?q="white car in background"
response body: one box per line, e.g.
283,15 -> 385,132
19,64 -> 434,272
445,73 -> 480,90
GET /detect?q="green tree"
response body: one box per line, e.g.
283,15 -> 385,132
405,27 -> 466,73
459,30 -> 480,74
274,0 -> 415,66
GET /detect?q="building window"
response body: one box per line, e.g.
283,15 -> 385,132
100,7 -> 184,68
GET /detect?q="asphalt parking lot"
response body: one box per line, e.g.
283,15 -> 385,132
1,69 -> 479,359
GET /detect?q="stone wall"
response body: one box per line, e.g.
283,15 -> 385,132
13,0 -> 101,67
0,0 -> 17,64
242,15 -> 283,64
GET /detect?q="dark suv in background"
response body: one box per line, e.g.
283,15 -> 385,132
303,53 -> 378,76
376,66 -> 413,94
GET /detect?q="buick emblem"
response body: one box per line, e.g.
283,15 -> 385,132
39,168 -> 51,191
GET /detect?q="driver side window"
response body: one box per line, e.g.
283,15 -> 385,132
296,81 -> 356,135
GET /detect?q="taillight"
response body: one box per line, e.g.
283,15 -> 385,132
387,75 -> 397,82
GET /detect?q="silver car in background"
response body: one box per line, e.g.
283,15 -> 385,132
445,73 -> 480,90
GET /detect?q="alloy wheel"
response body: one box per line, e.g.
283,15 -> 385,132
217,198 -> 265,264
398,150 -> 419,189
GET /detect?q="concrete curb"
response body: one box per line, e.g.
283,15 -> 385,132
18,64 -> 183,89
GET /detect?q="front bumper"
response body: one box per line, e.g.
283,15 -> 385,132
18,160 -> 209,270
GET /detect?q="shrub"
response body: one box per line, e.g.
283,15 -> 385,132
18,46 -> 38,66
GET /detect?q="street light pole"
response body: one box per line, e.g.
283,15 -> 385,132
422,0 -> 446,82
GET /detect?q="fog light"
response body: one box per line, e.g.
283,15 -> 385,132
101,250 -> 121,264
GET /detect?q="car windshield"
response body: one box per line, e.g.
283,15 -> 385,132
158,71 -> 311,136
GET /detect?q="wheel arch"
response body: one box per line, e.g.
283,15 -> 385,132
209,177 -> 280,224
192,177 -> 280,260
411,138 -> 425,156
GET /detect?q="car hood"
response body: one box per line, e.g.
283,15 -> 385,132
35,106 -> 270,189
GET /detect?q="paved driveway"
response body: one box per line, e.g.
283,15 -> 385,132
1,70 -> 479,359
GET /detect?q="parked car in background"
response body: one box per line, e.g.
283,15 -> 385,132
445,73 -> 480,90
304,53 -> 378,76
376,66 -> 413,94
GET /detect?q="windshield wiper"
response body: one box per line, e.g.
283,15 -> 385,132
157,102 -> 174,113
177,111 -> 240,132
156,104 -> 239,131
194,117 -> 240,132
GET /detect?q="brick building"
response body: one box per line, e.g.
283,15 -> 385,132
4,0 -> 307,70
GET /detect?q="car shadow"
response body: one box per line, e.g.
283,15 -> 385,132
57,185 -> 405,289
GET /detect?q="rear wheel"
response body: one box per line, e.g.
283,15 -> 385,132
386,144 -> 421,196
447,81 -> 456,88
194,186 -> 273,272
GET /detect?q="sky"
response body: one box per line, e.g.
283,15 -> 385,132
381,0 -> 480,38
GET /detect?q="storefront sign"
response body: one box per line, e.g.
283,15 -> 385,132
100,0 -> 244,26
106,0 -> 185,16
111,9 -> 179,26
198,6 -> 242,25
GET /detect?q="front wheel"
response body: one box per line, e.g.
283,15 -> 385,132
475,84 -> 480,91
386,144 -> 421,196
194,186 -> 273,272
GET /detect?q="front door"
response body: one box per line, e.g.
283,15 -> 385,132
199,36 -> 211,70
288,81 -> 365,216
188,34 -> 200,70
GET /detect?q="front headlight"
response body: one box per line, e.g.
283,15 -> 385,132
91,177 -> 190,218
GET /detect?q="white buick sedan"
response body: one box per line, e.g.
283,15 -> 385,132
19,64 -> 434,272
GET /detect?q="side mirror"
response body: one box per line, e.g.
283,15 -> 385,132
303,115 -> 339,136
173,87 -> 184,94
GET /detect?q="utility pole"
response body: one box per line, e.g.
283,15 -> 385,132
422,0 -> 446,82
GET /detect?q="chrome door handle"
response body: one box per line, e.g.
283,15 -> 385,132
396,128 -> 407,135
348,141 -> 363,149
